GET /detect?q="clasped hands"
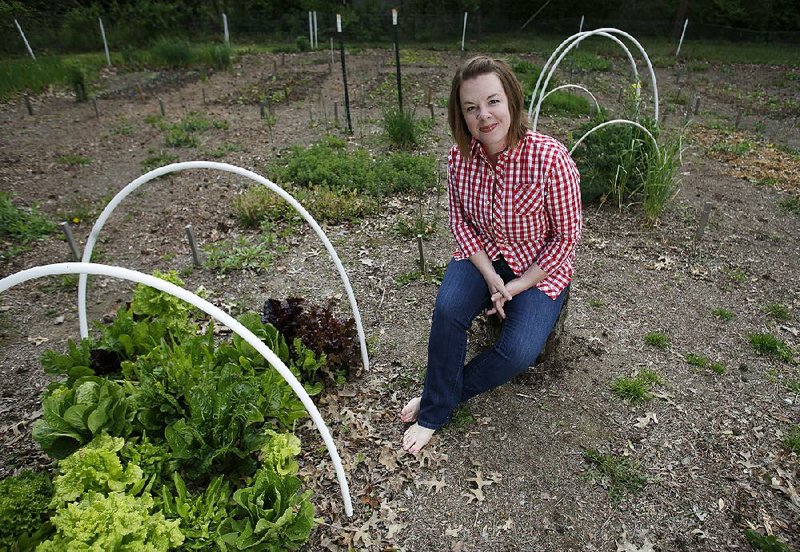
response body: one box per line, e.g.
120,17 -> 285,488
484,272 -> 527,320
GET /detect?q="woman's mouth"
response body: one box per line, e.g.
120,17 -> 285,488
479,123 -> 497,133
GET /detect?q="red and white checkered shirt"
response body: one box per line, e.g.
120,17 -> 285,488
447,130 -> 582,299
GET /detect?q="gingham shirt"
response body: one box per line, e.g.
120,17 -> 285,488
448,130 -> 582,299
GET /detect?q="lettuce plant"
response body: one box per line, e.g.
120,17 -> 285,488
32,376 -> 133,459
161,473 -> 230,550
38,491 -> 184,551
0,470 -> 53,549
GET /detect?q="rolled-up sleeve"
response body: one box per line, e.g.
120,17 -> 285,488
536,150 -> 582,275
448,151 -> 483,259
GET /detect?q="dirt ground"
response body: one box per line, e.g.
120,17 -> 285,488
0,46 -> 798,551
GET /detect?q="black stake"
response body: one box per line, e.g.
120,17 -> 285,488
337,14 -> 353,134
24,94 -> 33,115
694,201 -> 713,243
159,98 -> 165,117
392,9 -> 403,112
202,88 -> 206,105
185,224 -> 203,267
60,222 -> 81,260
416,235 -> 426,274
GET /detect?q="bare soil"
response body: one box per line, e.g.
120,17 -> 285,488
0,48 -> 798,551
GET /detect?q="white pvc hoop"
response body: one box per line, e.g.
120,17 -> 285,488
540,84 -> 601,116
0,262 -> 353,517
528,31 -> 637,124
530,28 -> 659,130
569,119 -> 660,158
77,161 -> 369,374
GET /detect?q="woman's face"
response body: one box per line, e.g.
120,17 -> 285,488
459,72 -> 511,156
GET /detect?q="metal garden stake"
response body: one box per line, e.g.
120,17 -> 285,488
392,9 -> 403,111
337,14 -> 353,134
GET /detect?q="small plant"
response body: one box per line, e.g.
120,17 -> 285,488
744,529 -> 793,552
164,128 -> 198,148
382,107 -> 428,149
749,333 -> 794,363
204,234 -> 278,273
642,136 -> 682,224
65,63 -> 88,102
685,353 -> 727,375
582,448 -> 647,501
712,308 -> 735,321
644,331 -> 669,349
0,192 -> 54,259
764,303 -> 792,321
57,154 -> 92,166
395,216 -> 437,239
589,298 -> 606,309
0,470 -> 53,549
785,425 -> 800,454
778,195 -> 800,214
149,38 -> 193,68
540,91 -> 591,116
611,370 -> 661,404
449,405 -> 476,430
141,149 -> 179,171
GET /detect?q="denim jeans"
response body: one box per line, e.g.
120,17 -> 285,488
417,257 -> 568,430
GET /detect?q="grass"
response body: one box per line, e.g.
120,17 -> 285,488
396,263 -> 446,286
712,308 -> 735,321
684,353 -> 727,375
156,112 -> 229,149
448,405 -> 475,430
744,529 -> 793,552
764,303 -> 792,322
611,369 -> 661,404
395,217 -> 437,239
778,196 -> 800,214
381,107 -> 429,149
588,298 -> 606,309
0,192 -> 55,259
644,331 -> 669,349
141,150 -> 179,172
56,154 -> 91,166
582,448 -> 647,502
749,333 -> 795,363
540,91 -> 592,116
785,425 -> 800,454
642,136 -> 682,224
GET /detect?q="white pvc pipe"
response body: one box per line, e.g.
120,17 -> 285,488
0,262 -> 353,517
529,31 -> 637,123
14,19 -> 36,60
676,18 -> 688,58
308,12 -> 313,49
461,12 -> 468,51
540,84 -> 601,116
223,13 -> 229,45
569,118 -> 660,158
99,17 -> 111,66
313,11 -> 318,49
77,161 -> 369,375
530,28 -> 659,129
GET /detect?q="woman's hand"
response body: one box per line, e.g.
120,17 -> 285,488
483,271 -> 512,306
487,278 -> 526,319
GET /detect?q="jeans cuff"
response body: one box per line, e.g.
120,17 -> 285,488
416,418 -> 442,431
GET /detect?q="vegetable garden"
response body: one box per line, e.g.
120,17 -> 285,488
1,25 -> 799,552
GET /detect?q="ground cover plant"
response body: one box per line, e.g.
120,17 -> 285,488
0,270 -> 360,550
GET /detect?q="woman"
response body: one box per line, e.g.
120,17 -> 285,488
401,56 -> 582,454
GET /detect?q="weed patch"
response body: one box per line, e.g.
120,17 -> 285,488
611,369 -> 661,404
684,353 -> 726,374
712,307 -> 735,321
583,448 -> 647,501
0,192 -> 55,260
56,154 -> 92,166
381,107 -> 430,148
203,233 -> 282,273
749,333 -> 794,363
764,303 -> 792,322
784,425 -> 800,454
141,150 -> 179,172
644,331 -> 669,349
778,195 -> 800,214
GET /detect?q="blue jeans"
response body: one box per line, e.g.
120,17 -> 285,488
417,257 -> 568,430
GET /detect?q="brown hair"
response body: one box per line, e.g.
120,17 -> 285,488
447,56 -> 528,160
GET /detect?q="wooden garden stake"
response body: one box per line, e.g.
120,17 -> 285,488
336,14 -> 353,134
158,98 -> 165,117
24,94 -> 33,116
392,9 -> 403,111
60,222 -> 81,261
92,98 -> 99,118
693,95 -> 701,115
281,53 -> 285,66
694,201 -> 713,244
334,102 -> 339,126
185,224 -> 203,267
416,234 -> 426,274
136,83 -> 145,101
734,110 -> 742,129
202,88 -> 206,105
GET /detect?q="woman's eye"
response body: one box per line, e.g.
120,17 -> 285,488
489,99 -> 500,104
465,106 -> 475,112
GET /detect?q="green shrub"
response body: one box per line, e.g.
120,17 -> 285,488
295,35 -> 311,52
65,63 -> 89,102
644,331 -> 669,349
541,90 -> 592,116
0,471 -> 53,549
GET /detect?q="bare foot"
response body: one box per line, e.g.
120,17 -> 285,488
400,397 -> 421,423
402,423 -> 435,454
